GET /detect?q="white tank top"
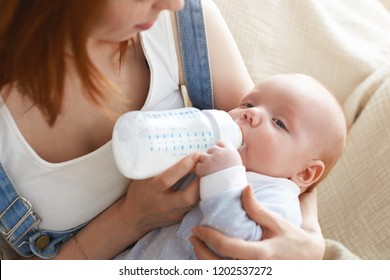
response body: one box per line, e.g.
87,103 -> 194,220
0,11 -> 184,231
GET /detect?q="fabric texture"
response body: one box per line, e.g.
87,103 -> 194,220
213,0 -> 390,259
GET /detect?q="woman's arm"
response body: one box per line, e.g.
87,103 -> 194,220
191,186 -> 325,260
171,0 -> 254,111
52,153 -> 200,260
202,0 -> 254,110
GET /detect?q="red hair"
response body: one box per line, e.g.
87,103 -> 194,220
0,0 -> 128,125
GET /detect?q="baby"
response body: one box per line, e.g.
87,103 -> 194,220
116,73 -> 347,260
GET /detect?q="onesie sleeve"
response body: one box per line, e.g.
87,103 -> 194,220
199,166 -> 247,199
198,169 -> 302,242
198,166 -> 263,241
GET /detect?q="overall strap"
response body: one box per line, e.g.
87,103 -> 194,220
176,0 -> 214,109
0,163 -> 83,258
0,163 -> 41,257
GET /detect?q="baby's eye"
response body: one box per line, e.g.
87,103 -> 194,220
242,102 -> 254,108
272,118 -> 287,131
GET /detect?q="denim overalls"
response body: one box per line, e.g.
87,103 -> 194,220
0,0 -> 213,259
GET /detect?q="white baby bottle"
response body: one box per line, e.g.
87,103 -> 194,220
112,107 -> 242,179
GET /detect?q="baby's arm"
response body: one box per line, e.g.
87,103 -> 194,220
198,167 -> 263,242
197,152 -> 302,243
194,141 -> 261,241
195,141 -> 242,177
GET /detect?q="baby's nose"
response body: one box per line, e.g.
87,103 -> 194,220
242,108 -> 262,126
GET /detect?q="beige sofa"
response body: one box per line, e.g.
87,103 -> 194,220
213,0 -> 390,259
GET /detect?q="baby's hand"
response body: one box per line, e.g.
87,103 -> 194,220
195,140 -> 243,177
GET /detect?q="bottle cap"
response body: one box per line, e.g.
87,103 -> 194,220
202,110 -> 243,149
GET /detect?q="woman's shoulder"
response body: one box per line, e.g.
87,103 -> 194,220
201,0 -> 254,110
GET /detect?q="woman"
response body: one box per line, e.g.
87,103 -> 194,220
0,0 -> 324,259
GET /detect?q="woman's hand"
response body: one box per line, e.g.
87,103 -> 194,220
54,153 -> 201,260
122,153 -> 201,236
190,186 -> 325,260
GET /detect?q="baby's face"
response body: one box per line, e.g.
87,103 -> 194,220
228,74 -> 330,179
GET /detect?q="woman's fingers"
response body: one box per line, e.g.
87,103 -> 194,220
154,153 -> 200,191
241,186 -> 324,259
160,153 -> 201,210
189,235 -> 221,260
173,175 -> 200,210
124,153 -> 201,230
191,226 -> 268,260
192,186 -> 325,260
191,220 -> 298,260
241,186 -> 284,236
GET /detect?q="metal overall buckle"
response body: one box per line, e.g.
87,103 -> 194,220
0,196 -> 42,245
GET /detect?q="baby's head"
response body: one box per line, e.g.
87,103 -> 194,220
229,74 -> 347,193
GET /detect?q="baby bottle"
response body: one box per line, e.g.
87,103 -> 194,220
112,107 -> 242,179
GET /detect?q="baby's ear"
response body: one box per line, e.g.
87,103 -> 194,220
291,160 -> 325,192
